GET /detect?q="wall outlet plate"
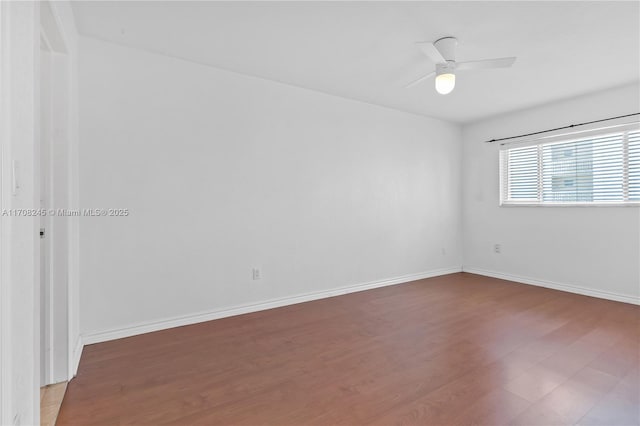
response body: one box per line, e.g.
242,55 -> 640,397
252,268 -> 261,280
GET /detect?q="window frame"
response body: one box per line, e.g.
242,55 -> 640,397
499,122 -> 640,207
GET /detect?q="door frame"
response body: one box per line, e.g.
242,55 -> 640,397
40,0 -> 81,387
0,4 -> 8,424
39,5 -> 66,387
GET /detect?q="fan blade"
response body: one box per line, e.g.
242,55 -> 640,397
416,42 -> 446,64
404,71 -> 436,88
456,57 -> 516,71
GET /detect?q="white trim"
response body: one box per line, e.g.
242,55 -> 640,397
70,335 -> 82,378
40,39 -> 55,387
462,266 -> 640,306
46,0 -> 81,385
39,0 -> 80,385
82,267 -> 462,345
500,201 -> 640,207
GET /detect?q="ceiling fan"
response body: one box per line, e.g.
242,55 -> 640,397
406,36 -> 516,95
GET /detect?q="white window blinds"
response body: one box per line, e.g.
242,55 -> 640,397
500,125 -> 640,205
629,130 -> 640,201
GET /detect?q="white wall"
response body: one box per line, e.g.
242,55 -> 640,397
78,37 -> 462,338
1,2 -> 40,424
462,83 -> 640,303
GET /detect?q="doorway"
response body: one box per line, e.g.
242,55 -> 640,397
39,0 -> 71,388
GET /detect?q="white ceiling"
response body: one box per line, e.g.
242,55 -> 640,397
71,1 -> 640,123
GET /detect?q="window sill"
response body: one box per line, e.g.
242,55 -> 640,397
500,202 -> 640,207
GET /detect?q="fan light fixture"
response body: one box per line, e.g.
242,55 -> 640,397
435,63 -> 455,95
405,36 -> 516,96
435,73 -> 455,95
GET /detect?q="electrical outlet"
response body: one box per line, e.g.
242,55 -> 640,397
494,244 -> 501,254
441,248 -> 446,255
252,268 -> 261,280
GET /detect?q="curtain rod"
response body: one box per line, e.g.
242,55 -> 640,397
484,112 -> 640,144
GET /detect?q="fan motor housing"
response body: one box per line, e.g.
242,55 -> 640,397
436,62 -> 456,76
433,36 -> 458,62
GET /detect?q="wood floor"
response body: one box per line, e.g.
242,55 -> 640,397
41,382 -> 67,426
58,273 -> 639,425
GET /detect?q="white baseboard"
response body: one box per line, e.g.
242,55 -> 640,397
463,266 -> 640,306
70,335 -> 83,379
82,266 -> 462,346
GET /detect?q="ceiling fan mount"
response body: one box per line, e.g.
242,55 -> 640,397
406,36 -> 516,95
432,36 -> 458,62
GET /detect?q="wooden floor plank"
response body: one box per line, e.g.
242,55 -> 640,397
41,382 -> 67,426
57,272 -> 640,425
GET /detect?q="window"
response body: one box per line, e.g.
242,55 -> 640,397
500,125 -> 640,206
